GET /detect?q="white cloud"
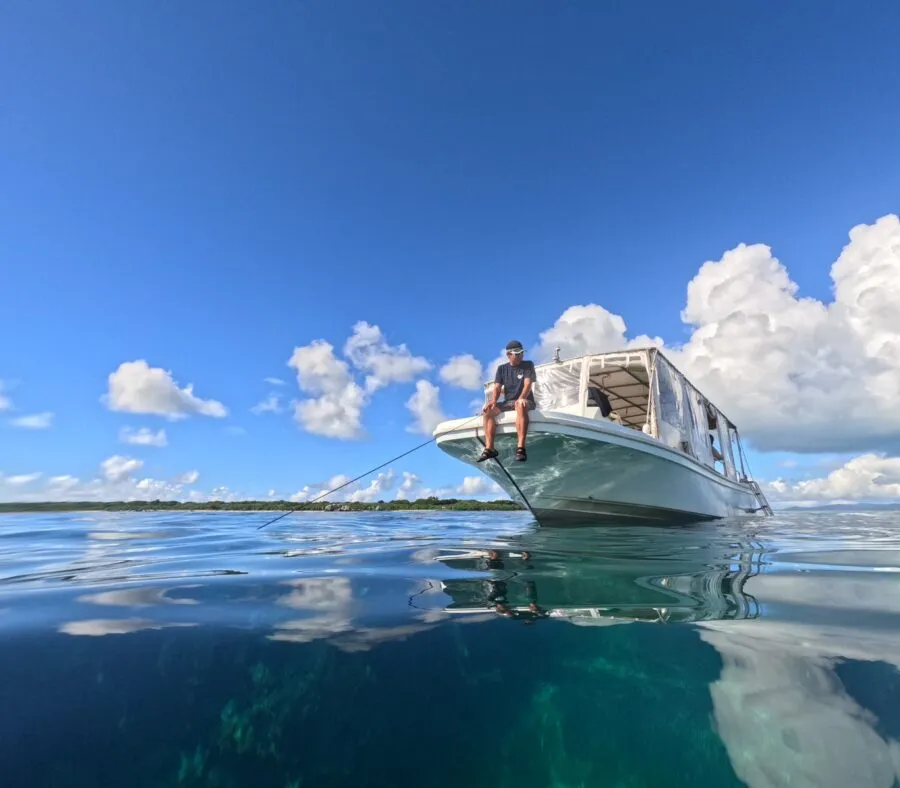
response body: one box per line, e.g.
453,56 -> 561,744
672,214 -> 900,453
458,476 -> 494,496
523,214 -> 900,454
343,321 -> 431,392
175,470 -> 199,485
264,377 -> 286,386
101,455 -> 144,483
10,411 -> 54,429
105,360 -> 227,420
439,354 -> 485,390
250,393 -> 283,415
119,427 -> 167,447
533,305 -> 662,363
291,473 -> 354,503
348,470 -> 396,502
288,340 -> 367,439
405,380 -> 446,435
766,453 -> 900,502
395,471 -> 421,500
4,472 -> 42,486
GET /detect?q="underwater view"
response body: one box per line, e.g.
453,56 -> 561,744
2,510 -> 900,787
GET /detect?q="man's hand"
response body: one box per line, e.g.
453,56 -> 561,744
483,401 -> 497,414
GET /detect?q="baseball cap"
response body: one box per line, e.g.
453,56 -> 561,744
505,340 -> 524,355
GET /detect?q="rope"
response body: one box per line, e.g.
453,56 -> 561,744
256,410 -> 485,530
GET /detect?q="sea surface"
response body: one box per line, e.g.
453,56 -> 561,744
2,510 -> 900,787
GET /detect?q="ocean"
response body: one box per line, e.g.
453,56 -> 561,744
2,510 -> 899,787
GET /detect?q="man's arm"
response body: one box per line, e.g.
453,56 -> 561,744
485,382 -> 502,411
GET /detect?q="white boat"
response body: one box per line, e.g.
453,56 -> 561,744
433,347 -> 772,525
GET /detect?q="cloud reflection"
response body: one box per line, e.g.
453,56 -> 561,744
59,618 -> 196,636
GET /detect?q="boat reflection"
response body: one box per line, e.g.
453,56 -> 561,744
432,525 -> 766,625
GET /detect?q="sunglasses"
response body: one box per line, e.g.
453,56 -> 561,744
506,350 -> 524,356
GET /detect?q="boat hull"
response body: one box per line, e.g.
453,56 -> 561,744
435,412 -> 762,525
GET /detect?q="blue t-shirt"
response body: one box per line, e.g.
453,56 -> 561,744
494,360 -> 536,404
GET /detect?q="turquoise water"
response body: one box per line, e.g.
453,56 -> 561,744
2,511 -> 900,787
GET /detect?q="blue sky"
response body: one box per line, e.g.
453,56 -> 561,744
2,1 -> 900,503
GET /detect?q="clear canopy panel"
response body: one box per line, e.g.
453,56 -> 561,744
533,360 -> 583,410
653,355 -> 691,452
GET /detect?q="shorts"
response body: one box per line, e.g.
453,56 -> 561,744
496,399 -> 535,412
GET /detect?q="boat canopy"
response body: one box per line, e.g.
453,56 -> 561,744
484,347 -> 748,482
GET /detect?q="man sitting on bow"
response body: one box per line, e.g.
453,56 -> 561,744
477,340 -> 536,463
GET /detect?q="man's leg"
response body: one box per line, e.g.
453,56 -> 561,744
514,398 -> 530,448
483,405 -> 501,450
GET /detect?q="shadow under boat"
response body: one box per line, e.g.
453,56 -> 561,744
431,524 -> 766,625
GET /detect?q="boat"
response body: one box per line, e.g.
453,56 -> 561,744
432,347 -> 772,525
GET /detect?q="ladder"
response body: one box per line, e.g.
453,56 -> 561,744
747,480 -> 773,516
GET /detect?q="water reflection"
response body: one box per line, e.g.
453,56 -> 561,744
429,524 -> 765,625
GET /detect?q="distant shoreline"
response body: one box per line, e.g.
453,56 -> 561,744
0,499 -> 525,514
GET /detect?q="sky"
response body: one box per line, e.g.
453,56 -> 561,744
2,1 -> 900,506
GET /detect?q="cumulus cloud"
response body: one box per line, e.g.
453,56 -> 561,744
101,455 -> 144,483
343,321 -> 431,392
291,473 -> 354,503
0,458 -> 207,503
672,214 -> 900,453
533,305 -> 662,363
105,361 -> 227,419
175,470 -> 199,485
766,453 -> 900,503
10,411 -> 54,429
289,341 -> 367,439
250,394 -> 283,415
405,380 -> 447,435
439,354 -> 485,390
522,214 -> 900,455
119,427 -> 167,447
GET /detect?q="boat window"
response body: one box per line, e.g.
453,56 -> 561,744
653,356 -> 691,451
685,386 -> 715,467
717,417 -> 738,480
533,360 -> 582,410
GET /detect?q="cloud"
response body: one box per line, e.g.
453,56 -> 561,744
119,427 -> 167,447
405,380 -> 446,435
224,426 -> 247,436
348,469 -> 396,502
533,305 -> 662,363
0,381 -> 11,411
343,321 -> 431,392
288,340 -> 367,439
250,393 -> 283,415
9,411 -> 54,429
104,360 -> 227,420
672,214 -> 900,453
174,470 -> 199,485
264,377 -> 286,386
291,473 -> 354,503
524,214 -> 900,454
458,476 -> 495,496
101,455 -> 144,483
392,471 -> 504,501
4,472 -> 42,486
766,453 -> 900,502
439,354 -> 485,390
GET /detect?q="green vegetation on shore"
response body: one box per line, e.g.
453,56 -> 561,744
0,498 -> 524,514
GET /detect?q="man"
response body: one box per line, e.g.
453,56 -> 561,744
477,340 -> 536,463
